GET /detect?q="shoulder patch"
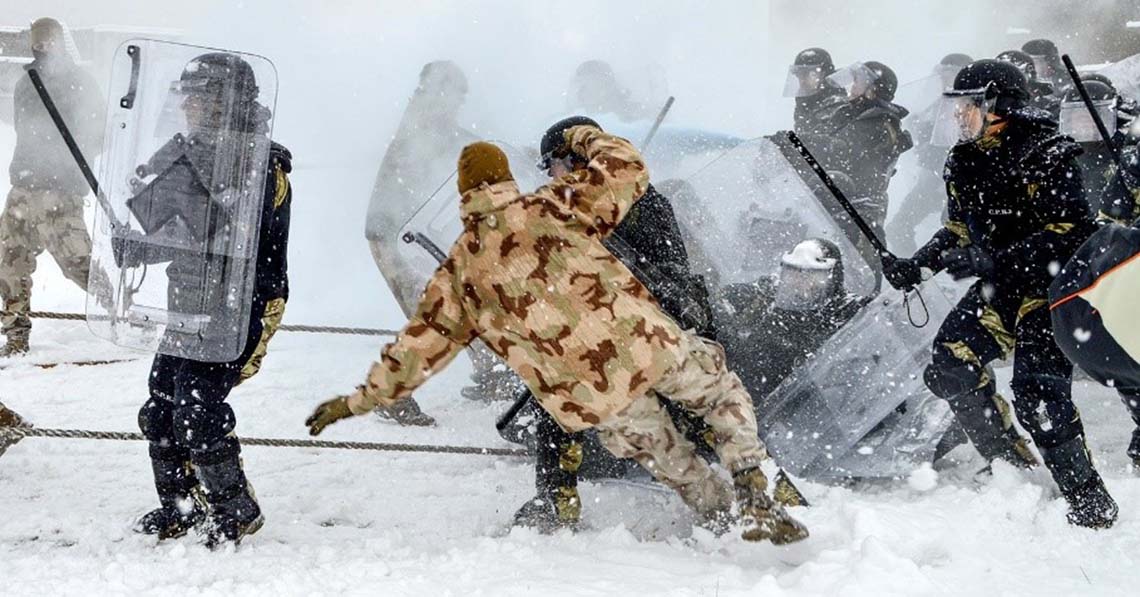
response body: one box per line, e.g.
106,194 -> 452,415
273,164 -> 290,208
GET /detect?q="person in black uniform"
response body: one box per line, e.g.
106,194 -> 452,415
507,116 -> 720,532
714,239 -> 864,404
1059,79 -> 1135,217
883,59 -> 1117,529
128,53 -> 293,548
784,48 -> 847,135
996,50 -> 1059,118
798,60 -> 913,278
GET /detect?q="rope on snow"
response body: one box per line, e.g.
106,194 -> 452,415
0,426 -> 528,458
3,310 -> 400,337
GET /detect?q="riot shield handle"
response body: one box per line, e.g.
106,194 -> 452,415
120,45 -> 141,109
26,68 -> 122,231
1061,55 -> 1137,214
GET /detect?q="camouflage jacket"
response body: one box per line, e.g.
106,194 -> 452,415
347,127 -> 688,431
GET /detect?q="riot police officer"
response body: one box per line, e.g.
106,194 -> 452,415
883,59 -> 1116,529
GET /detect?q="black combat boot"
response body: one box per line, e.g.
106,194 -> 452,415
1128,429 -> 1140,469
192,439 -> 263,549
135,445 -> 206,539
513,429 -> 582,533
733,467 -> 809,544
1040,435 -> 1118,529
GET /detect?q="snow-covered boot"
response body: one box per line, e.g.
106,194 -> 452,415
135,446 -> 206,539
193,442 -> 263,549
773,470 -> 810,507
1041,435 -> 1118,529
733,467 -> 809,544
373,396 -> 436,426
0,403 -> 29,458
0,331 -> 29,358
513,434 -> 581,533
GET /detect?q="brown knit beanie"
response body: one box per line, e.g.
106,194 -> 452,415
457,142 -> 514,194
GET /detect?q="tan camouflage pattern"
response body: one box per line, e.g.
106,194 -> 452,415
0,186 -> 92,337
346,127 -> 693,433
595,334 -> 767,516
238,297 -> 287,384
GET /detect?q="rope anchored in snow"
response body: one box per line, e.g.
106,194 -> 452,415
2,310 -> 400,337
0,426 -> 528,458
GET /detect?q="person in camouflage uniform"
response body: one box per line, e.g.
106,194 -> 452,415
0,18 -> 105,357
307,127 -> 809,544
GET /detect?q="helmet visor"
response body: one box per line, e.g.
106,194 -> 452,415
1029,55 -> 1054,79
775,264 -> 837,311
783,64 -> 829,98
931,92 -> 996,146
826,63 -> 879,99
1059,99 -> 1117,143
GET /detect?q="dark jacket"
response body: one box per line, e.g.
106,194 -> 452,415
794,83 -> 847,135
256,143 -> 293,306
10,57 -> 104,195
807,96 -> 914,202
715,277 -> 863,399
914,108 -> 1095,296
606,183 -> 717,338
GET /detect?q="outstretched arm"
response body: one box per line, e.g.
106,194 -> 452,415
552,126 -> 650,236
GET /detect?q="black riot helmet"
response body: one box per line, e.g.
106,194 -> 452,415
996,50 -> 1039,81
864,61 -> 898,101
178,53 -> 259,103
947,59 -> 1030,112
1022,39 -> 1063,80
794,47 -> 835,73
940,53 -> 973,68
1063,80 -> 1116,104
1080,72 -> 1117,92
538,115 -> 601,171
1022,38 -> 1059,59
784,47 -> 836,98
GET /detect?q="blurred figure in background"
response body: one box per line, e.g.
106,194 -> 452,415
0,17 -> 104,357
783,47 -> 845,135
364,61 -> 477,425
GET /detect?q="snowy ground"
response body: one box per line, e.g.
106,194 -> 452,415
2,123 -> 1140,597
3,317 -> 1140,596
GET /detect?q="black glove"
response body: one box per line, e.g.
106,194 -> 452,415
942,246 -> 995,281
882,254 -> 923,290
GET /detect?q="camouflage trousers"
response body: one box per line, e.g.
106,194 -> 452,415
595,333 -> 767,516
0,186 -> 92,339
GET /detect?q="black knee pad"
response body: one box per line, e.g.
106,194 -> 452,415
171,401 -> 237,451
923,362 -> 984,400
1009,374 -> 1081,449
138,397 -> 176,445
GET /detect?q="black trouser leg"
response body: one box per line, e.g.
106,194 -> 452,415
1008,307 -> 1096,494
924,285 -> 1034,466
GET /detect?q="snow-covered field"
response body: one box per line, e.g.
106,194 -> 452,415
4,314 -> 1140,596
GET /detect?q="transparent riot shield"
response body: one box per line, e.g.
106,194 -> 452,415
86,40 -> 277,362
756,284 -> 955,481
677,136 -> 878,296
1097,53 -> 1140,110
